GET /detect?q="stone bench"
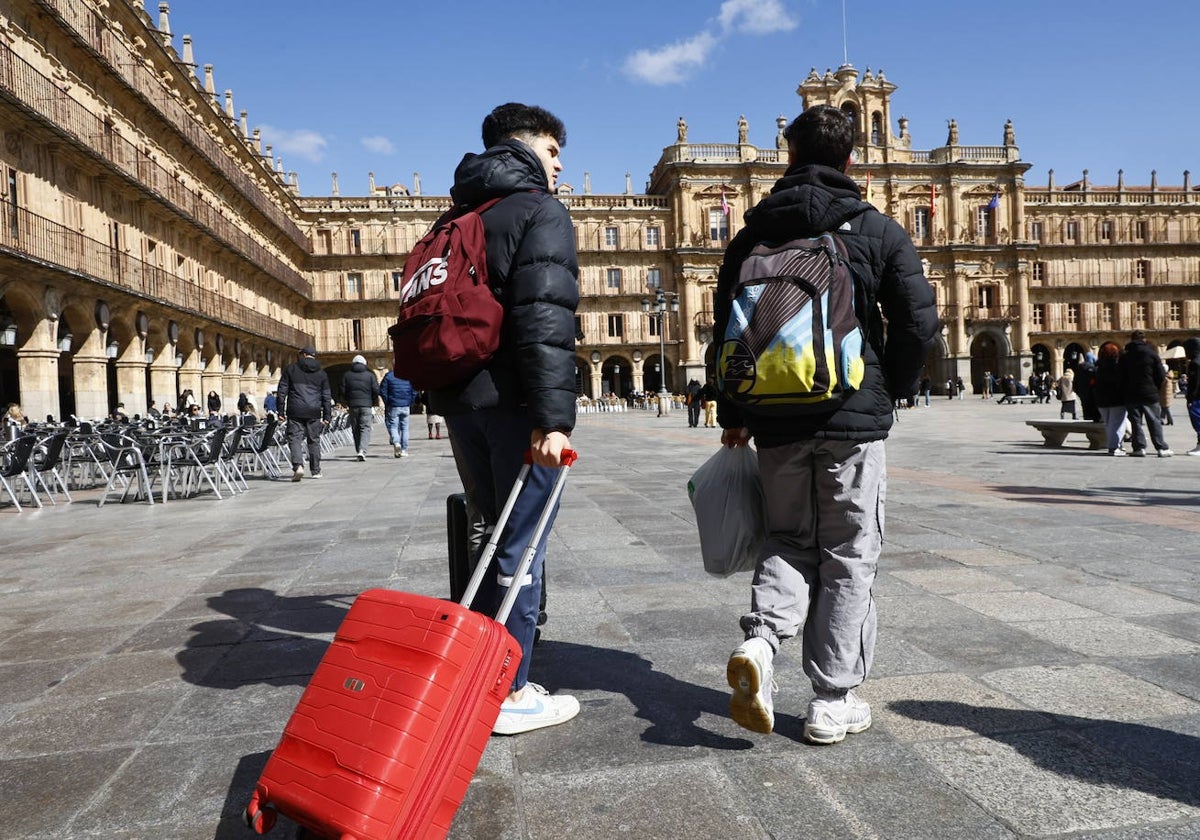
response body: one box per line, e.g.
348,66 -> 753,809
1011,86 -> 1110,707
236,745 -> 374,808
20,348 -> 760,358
1025,419 -> 1107,450
996,395 -> 1040,405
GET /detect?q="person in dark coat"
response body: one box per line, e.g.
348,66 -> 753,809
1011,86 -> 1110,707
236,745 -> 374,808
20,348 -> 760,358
685,379 -> 703,427
341,354 -> 380,461
277,347 -> 332,479
1184,336 -> 1200,455
1093,340 -> 1127,455
427,102 -> 580,736
1118,330 -> 1171,456
1073,352 -> 1100,422
715,104 -> 937,746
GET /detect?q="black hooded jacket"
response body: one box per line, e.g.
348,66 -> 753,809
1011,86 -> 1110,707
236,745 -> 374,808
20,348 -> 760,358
427,140 -> 579,433
1186,337 -> 1200,404
714,164 -> 938,446
1118,338 -> 1165,405
341,362 -> 380,409
277,356 -> 332,422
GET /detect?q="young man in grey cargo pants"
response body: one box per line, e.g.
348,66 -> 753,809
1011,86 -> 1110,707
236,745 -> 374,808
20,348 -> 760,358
713,104 -> 936,744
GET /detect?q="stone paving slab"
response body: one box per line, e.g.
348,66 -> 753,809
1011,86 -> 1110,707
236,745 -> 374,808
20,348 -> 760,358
1,399 -> 1199,838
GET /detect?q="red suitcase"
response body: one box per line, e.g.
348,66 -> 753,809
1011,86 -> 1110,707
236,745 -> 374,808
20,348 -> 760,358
245,451 -> 576,840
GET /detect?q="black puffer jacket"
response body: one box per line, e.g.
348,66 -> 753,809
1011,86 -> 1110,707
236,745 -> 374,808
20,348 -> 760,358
428,140 -> 579,433
1186,337 -> 1200,404
341,362 -> 380,409
277,357 -> 332,421
1118,338 -> 1164,405
715,164 -> 938,446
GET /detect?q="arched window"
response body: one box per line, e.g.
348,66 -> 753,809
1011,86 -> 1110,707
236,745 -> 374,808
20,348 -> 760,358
839,103 -> 858,140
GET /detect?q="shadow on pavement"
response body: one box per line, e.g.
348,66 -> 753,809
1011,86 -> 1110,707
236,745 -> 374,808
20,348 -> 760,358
535,639 -> 761,750
993,484 -> 1200,508
178,588 -> 356,688
889,699 -> 1200,807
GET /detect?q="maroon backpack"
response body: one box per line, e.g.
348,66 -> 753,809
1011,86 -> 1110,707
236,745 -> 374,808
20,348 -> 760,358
388,198 -> 503,390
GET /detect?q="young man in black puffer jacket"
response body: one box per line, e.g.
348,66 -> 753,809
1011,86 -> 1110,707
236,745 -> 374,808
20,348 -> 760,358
717,104 -> 937,745
427,103 -> 580,736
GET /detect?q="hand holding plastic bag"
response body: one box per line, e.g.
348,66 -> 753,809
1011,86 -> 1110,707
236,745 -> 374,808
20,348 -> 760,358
687,445 -> 765,576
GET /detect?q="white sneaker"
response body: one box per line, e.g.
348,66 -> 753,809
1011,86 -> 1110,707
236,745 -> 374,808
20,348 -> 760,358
1188,445 -> 1200,456
727,637 -> 776,734
291,465 -> 304,482
1111,449 -> 1127,457
804,689 -> 872,745
357,451 -> 366,461
1158,449 -> 1174,458
399,450 -> 409,458
492,682 -> 580,735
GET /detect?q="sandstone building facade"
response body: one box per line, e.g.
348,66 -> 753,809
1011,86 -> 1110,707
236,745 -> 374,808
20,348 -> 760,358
2,1 -> 1196,422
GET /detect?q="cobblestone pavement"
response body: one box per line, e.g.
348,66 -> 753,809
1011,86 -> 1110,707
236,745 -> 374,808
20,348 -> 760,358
1,398 -> 1198,839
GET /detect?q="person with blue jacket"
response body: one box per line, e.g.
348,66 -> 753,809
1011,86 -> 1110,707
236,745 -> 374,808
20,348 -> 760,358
380,369 -> 416,457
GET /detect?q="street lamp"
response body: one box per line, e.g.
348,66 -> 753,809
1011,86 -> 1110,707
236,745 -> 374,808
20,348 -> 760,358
641,288 -> 679,416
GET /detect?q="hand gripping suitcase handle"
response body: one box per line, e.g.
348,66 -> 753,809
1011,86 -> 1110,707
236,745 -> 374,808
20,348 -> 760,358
458,449 -> 577,623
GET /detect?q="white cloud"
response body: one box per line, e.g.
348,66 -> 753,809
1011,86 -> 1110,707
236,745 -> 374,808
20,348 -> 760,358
623,31 -> 718,85
362,136 -> 395,155
718,0 -> 798,34
260,125 -> 328,163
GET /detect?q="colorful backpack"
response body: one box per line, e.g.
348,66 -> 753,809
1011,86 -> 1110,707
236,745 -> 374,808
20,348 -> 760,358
717,230 -> 866,414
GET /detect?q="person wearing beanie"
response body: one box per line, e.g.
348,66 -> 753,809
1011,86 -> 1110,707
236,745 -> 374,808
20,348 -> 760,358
342,354 -> 381,461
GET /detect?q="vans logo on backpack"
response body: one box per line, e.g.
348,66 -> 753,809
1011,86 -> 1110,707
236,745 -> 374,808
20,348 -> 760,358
399,257 -> 450,305
717,230 -> 867,414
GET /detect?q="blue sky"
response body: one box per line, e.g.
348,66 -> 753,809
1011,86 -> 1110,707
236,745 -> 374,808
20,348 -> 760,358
162,0 -> 1200,198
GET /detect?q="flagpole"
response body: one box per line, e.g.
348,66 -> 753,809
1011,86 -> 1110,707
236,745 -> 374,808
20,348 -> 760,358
842,0 -> 849,66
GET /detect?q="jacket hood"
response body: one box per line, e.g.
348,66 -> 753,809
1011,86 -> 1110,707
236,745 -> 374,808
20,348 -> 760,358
450,140 -> 549,207
350,362 -> 367,372
1185,337 -> 1200,357
744,164 -> 870,237
298,357 -> 321,373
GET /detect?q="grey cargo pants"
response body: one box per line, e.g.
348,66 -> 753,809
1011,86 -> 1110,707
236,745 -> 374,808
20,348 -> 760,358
741,438 -> 885,693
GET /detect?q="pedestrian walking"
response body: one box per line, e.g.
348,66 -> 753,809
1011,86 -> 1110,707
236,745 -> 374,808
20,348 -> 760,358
715,105 -> 937,745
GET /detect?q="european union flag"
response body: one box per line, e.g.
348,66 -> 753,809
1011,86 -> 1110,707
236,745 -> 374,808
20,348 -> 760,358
986,191 -> 1000,211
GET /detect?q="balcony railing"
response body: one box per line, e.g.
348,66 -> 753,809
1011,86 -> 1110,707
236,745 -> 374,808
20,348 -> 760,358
0,41 -> 311,297
0,203 -> 312,349
963,305 -> 1020,323
33,0 -> 308,248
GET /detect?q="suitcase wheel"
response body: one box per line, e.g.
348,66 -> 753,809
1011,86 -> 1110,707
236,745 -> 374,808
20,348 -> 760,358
243,803 -> 276,835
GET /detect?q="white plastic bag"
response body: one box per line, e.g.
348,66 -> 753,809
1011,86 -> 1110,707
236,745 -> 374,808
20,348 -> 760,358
687,445 -> 766,577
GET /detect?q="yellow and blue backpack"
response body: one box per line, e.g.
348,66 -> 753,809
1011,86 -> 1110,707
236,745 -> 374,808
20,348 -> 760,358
717,230 -> 866,414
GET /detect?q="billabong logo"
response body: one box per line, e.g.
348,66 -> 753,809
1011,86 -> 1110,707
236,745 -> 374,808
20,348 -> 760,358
400,257 -> 448,305
719,339 -> 757,395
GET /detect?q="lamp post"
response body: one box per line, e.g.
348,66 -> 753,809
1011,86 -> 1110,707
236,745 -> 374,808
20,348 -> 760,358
641,289 -> 679,417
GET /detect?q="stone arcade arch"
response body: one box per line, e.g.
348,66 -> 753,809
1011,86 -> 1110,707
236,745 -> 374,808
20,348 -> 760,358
1030,343 -> 1053,376
969,329 -> 1009,394
1063,342 -> 1088,373
923,332 -> 951,394
601,354 -> 632,398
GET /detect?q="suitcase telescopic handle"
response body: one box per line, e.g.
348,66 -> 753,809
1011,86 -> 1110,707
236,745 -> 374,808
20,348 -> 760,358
458,449 -> 577,622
